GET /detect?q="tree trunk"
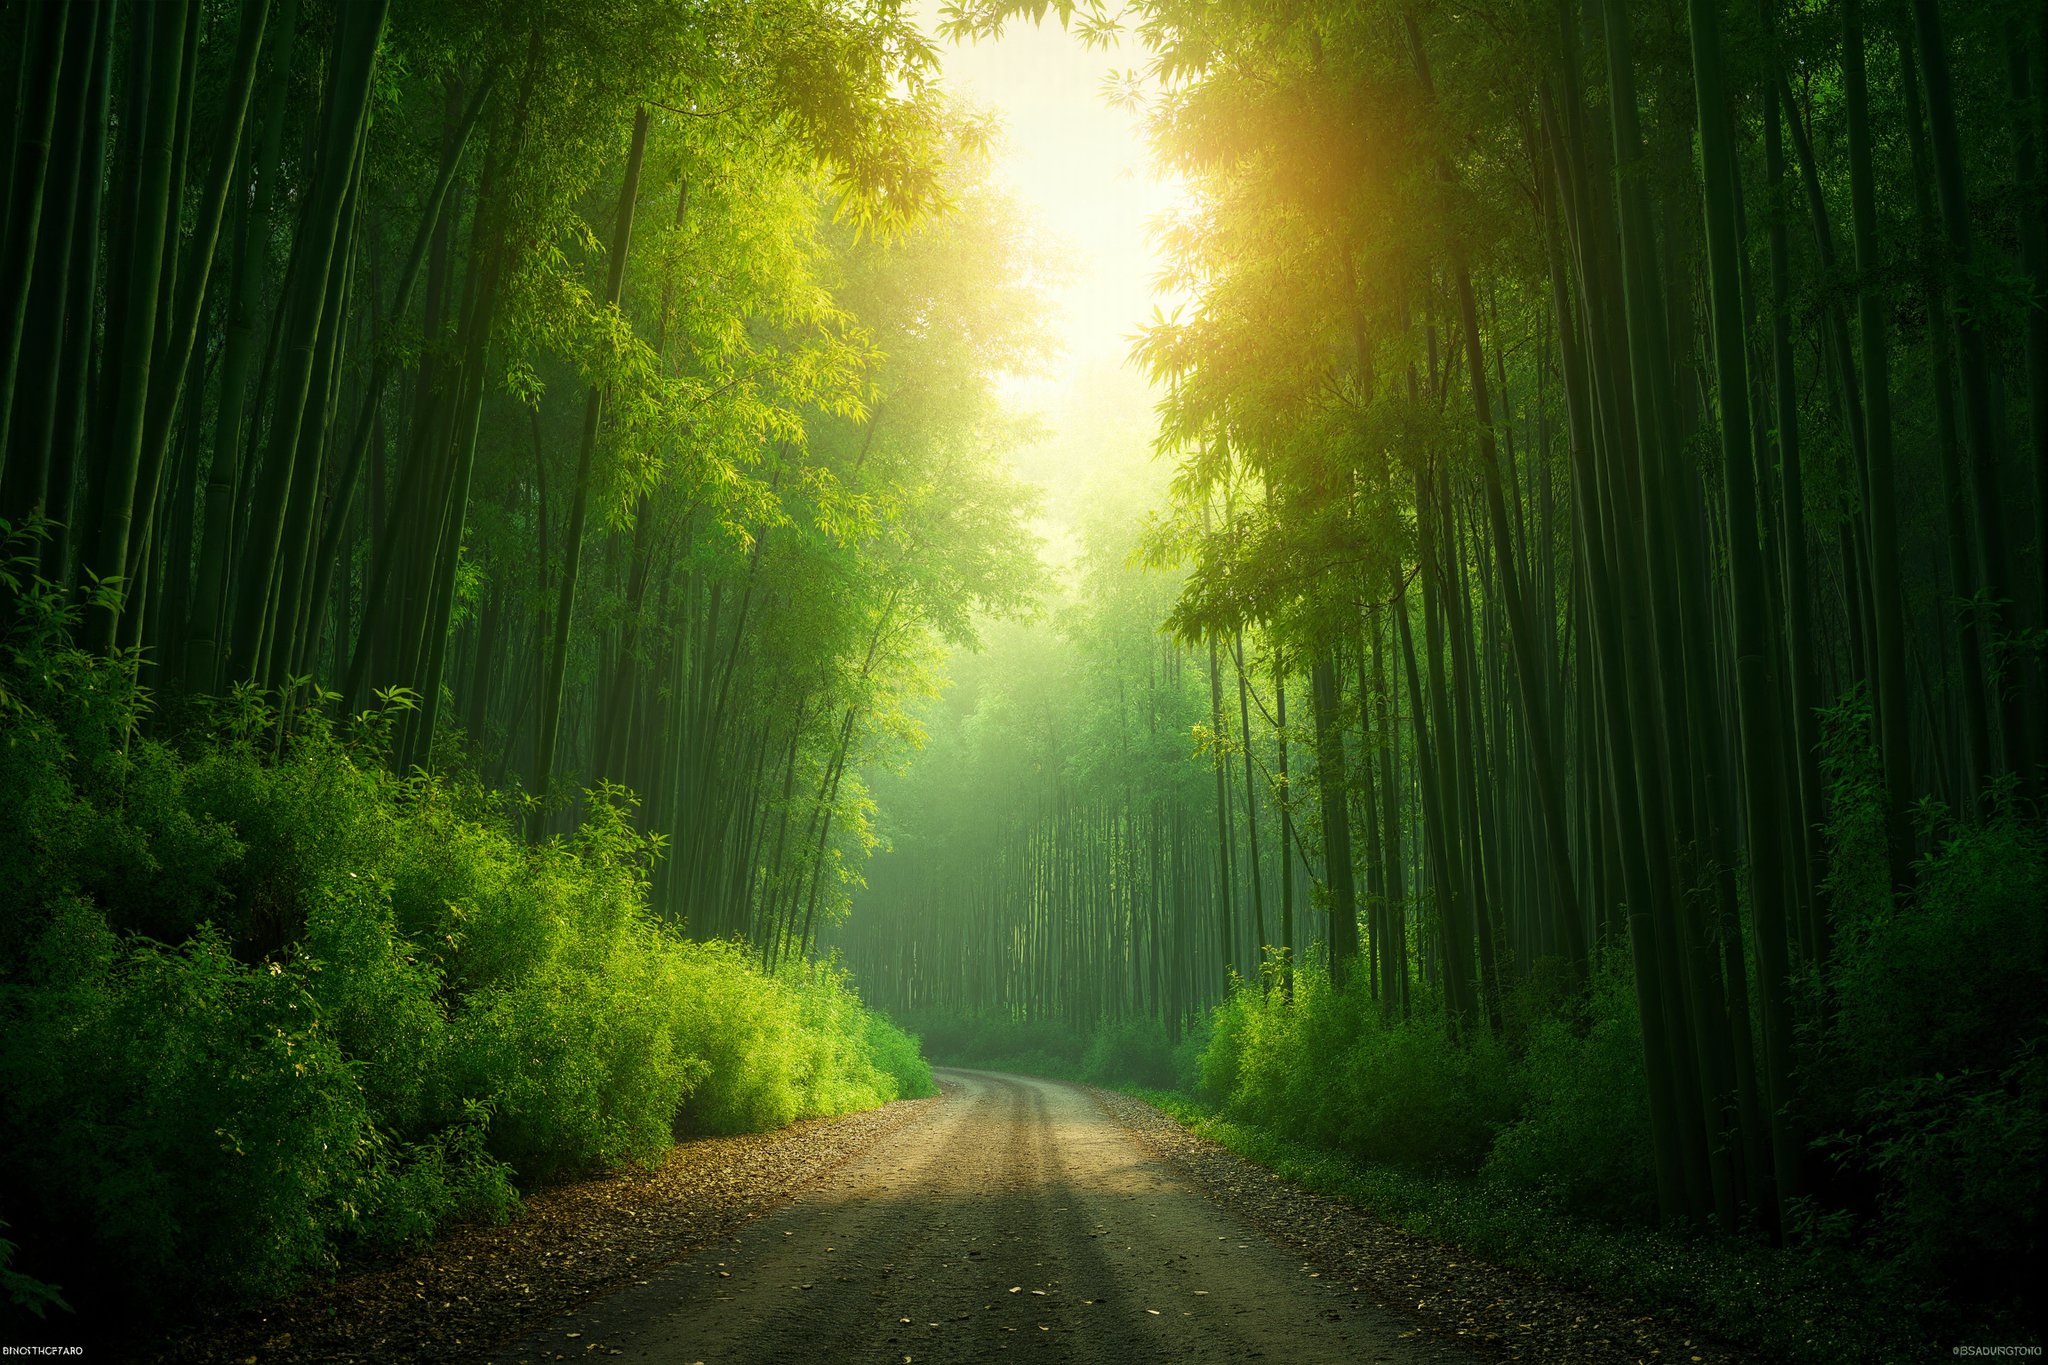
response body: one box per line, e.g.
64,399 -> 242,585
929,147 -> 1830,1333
530,105 -> 649,837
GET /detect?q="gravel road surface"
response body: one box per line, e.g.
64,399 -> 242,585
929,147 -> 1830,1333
489,1068 -> 1468,1364
158,1069 -> 1744,1364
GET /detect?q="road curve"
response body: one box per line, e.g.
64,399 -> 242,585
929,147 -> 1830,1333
491,1069 -> 1471,1364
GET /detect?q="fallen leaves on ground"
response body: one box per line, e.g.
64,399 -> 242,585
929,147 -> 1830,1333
144,1098 -> 942,1365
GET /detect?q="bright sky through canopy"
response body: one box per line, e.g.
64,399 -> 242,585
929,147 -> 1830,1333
918,3 -> 1179,397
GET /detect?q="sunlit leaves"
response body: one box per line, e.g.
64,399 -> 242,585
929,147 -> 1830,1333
937,0 -> 1117,43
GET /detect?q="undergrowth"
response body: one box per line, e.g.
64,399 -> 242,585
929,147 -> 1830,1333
906,759 -> 2043,1358
0,576 -> 933,1328
1162,692 -> 2044,1354
904,1010 -> 1203,1092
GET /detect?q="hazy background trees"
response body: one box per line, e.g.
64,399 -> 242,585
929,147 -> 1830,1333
837,0 -> 2046,1338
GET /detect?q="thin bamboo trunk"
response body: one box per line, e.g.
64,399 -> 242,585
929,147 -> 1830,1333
1842,0 -> 1915,888
83,2 -> 190,650
530,106 -> 649,835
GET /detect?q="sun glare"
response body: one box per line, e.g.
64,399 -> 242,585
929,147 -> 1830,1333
920,4 -> 1185,402
917,3 -> 1190,566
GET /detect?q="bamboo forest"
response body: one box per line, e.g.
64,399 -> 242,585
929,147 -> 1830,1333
0,0 -> 2041,1360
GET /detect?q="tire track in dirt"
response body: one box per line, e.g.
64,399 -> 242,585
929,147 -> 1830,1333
489,1070 -> 1469,1364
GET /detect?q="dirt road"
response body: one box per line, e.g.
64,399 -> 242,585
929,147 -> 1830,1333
489,1069 -> 1469,1364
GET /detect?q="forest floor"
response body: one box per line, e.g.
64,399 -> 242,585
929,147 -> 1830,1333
148,1071 -> 1749,1364
141,1098 -> 942,1365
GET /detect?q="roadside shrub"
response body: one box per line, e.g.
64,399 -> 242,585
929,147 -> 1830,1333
351,1111 -> 517,1252
785,959 -> 895,1117
1170,1014 -> 1209,1094
900,1010 -> 1193,1092
0,605 -> 930,1322
864,1012 -> 940,1100
3,905 -> 415,1301
659,938 -> 811,1133
1199,985 -> 1252,1104
1078,1017 -> 1180,1088
1206,966 -> 1523,1175
1485,955 -> 1654,1223
1838,1049 -> 2044,1308
0,1224 -> 66,1321
1807,778 -> 2047,1317
299,882 -> 449,1135
906,1010 -> 1092,1077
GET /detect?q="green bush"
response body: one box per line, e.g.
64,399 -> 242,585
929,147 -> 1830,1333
1485,956 -> 1655,1223
1207,967 -> 1522,1175
1805,770 -> 2047,1315
0,597 -> 930,1322
1170,1016 -> 1210,1094
904,1010 -> 1092,1078
1080,1018 -> 1181,1089
1199,985 -> 1251,1105
1194,961 -> 1652,1211
863,1012 -> 940,1100
0,1224 -> 67,1320
903,1009 -> 1201,1091
666,952 -> 920,1134
3,905 -> 387,1301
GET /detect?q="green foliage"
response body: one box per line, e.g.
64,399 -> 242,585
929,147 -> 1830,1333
1079,1018 -> 1184,1091
661,951 -> 927,1136
1816,689 -> 1892,929
1187,958 -> 1657,1219
863,1012 -> 941,1101
2,904 -> 457,1305
904,1010 -> 1193,1092
1204,966 -> 1523,1176
0,1225 -> 67,1321
907,1011 -> 1091,1078
1198,984 -> 1250,1105
0,619 -> 928,1321
1484,958 -> 1655,1224
1168,1020 -> 1211,1096
1803,752 -> 2047,1318
1171,742 -> 2044,1339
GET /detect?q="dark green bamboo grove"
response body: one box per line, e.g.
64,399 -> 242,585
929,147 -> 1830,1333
3,0 -> 2042,1323
840,0 -> 2046,1248
0,0 -> 1041,961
